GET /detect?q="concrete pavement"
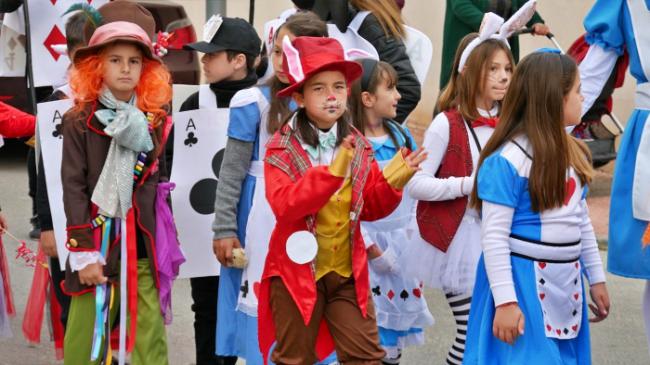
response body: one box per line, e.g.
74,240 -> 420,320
0,152 -> 648,364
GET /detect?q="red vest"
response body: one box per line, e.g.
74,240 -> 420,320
416,109 -> 473,252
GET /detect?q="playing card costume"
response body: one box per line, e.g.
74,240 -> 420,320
59,1 -> 180,364
257,36 -> 416,364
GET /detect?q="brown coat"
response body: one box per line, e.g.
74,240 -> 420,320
61,101 -> 167,295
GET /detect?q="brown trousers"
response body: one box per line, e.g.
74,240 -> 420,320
269,272 -> 385,365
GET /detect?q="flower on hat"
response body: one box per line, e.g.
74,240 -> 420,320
153,31 -> 175,58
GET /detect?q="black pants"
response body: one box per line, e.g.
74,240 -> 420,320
190,276 -> 237,365
49,257 -> 70,328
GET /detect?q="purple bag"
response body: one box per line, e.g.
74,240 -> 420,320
155,182 -> 186,324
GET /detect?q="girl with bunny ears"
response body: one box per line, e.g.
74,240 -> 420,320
406,4 -> 534,364
258,36 -> 426,364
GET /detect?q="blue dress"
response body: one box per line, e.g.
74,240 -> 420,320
583,0 -> 650,279
464,137 -> 599,365
215,86 -> 269,364
364,123 -> 434,357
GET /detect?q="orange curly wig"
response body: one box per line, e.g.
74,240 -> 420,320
69,41 -> 172,126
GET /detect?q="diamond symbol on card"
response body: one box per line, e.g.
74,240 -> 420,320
44,25 -> 66,61
7,37 -> 16,51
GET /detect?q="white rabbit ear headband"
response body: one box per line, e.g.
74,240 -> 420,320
457,0 -> 537,72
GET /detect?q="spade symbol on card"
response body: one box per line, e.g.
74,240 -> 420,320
184,132 -> 198,147
189,149 -> 225,215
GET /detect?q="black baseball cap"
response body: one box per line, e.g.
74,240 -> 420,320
184,17 -> 261,56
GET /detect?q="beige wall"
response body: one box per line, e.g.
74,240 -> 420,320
180,0 -> 635,128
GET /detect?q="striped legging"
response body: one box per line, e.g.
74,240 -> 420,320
445,292 -> 472,365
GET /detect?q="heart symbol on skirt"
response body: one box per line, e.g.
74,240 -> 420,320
546,324 -> 552,332
575,262 -> 579,269
564,177 -> 576,206
572,325 -> 579,332
539,293 -> 546,300
573,293 -> 580,300
412,288 -> 422,298
556,329 -> 562,336
538,262 -> 547,269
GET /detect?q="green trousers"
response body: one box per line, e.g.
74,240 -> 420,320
64,260 -> 168,365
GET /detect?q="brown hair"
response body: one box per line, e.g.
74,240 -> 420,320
350,0 -> 405,40
225,50 -> 257,72
267,11 -> 328,134
470,52 -> 593,212
349,60 -> 411,149
438,33 -> 514,122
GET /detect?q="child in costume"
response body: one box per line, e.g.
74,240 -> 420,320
258,35 -> 426,364
60,1 -> 174,363
579,0 -> 650,350
168,15 -> 261,365
211,12 -> 329,364
463,51 -> 610,365
349,58 -> 434,364
406,6 -> 526,362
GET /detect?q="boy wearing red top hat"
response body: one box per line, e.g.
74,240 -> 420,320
259,36 -> 426,364
60,1 -> 173,364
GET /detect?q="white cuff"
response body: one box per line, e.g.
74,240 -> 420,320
69,251 -> 106,272
461,176 -> 475,195
491,283 -> 518,307
586,266 -> 607,286
369,245 -> 398,274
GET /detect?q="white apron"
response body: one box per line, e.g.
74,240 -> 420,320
236,89 -> 275,316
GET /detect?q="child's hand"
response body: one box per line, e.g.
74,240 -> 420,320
40,230 -> 58,257
79,262 -> 108,286
402,147 -> 427,172
340,135 -> 356,150
0,212 -> 7,232
493,302 -> 525,345
213,237 -> 242,267
366,243 -> 383,260
588,282 -> 610,323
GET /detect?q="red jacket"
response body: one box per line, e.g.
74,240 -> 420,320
0,101 -> 35,138
258,125 -> 403,363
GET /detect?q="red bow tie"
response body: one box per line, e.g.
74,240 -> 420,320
472,116 -> 499,129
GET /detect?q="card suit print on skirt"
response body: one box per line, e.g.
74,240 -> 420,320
538,262 -> 546,269
412,288 -> 422,298
572,325 -> 579,332
400,289 -> 409,301
564,177 -> 576,206
387,289 -> 395,300
573,293 -> 580,301
546,324 -> 552,332
372,286 -> 381,296
539,293 -> 546,300
556,329 -> 562,336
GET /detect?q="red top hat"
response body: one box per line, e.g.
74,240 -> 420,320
277,36 -> 363,97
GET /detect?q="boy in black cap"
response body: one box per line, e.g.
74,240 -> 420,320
167,15 -> 261,365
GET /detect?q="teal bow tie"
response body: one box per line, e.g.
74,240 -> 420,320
305,130 -> 336,160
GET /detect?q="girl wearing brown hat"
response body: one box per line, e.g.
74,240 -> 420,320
259,35 -> 426,364
60,1 -> 173,364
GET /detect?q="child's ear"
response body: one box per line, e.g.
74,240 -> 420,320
234,53 -> 247,70
361,91 -> 375,108
292,92 -> 305,108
